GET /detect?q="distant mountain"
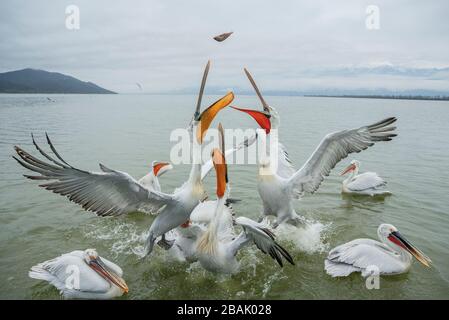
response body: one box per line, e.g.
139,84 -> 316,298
0,68 -> 116,94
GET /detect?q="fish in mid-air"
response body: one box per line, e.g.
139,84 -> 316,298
213,32 -> 233,42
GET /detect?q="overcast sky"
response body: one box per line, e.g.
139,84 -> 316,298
1,0 -> 448,94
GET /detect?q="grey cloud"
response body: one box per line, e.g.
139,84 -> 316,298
0,0 -> 448,94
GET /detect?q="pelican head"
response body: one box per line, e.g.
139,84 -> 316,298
340,160 -> 360,176
84,249 -> 129,293
192,61 -> 234,144
151,161 -> 172,177
377,224 -> 432,268
229,68 -> 274,134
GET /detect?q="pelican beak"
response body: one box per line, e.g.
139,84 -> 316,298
230,106 -> 272,134
153,162 -> 172,177
212,148 -> 227,198
388,231 -> 432,268
196,92 -> 234,144
89,257 -> 129,293
340,163 -> 356,176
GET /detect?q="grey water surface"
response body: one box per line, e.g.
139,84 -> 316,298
0,94 -> 448,299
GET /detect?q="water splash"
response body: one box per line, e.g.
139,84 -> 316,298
276,219 -> 331,254
83,221 -> 143,257
262,270 -> 287,298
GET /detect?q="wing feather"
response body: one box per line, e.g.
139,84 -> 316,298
325,238 -> 404,277
347,172 -> 386,191
232,216 -> 294,267
14,135 -> 173,216
288,117 -> 397,194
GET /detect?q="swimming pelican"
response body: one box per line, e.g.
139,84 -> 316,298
194,124 -> 295,274
325,224 -> 431,277
29,248 -> 128,299
232,68 -> 397,227
138,161 -> 173,192
340,160 -> 390,196
14,61 -> 234,256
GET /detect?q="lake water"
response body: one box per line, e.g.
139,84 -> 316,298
0,94 -> 448,299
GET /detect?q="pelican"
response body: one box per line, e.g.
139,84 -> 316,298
13,61 -> 234,256
194,124 -> 295,274
325,224 -> 431,277
138,161 -> 173,192
340,160 -> 390,196
231,68 -> 398,227
170,199 -> 236,263
29,249 -> 128,299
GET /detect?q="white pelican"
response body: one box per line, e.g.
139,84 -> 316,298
14,61 -> 234,256
340,160 -> 390,196
231,68 -> 397,227
138,161 -> 173,192
170,199 -> 236,262
194,124 -> 295,274
29,248 -> 128,299
325,224 -> 431,277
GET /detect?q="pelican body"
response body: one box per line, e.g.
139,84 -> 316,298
340,160 -> 390,196
231,68 -> 398,227
29,249 -> 128,299
325,224 -> 431,277
170,199 -> 235,263
193,124 -> 294,274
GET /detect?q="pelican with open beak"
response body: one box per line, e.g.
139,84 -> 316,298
29,249 -> 128,299
340,160 -> 391,196
325,224 -> 431,277
194,124 -> 295,274
230,68 -> 397,227
14,61 -> 233,257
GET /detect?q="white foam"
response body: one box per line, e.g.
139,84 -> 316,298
84,221 -> 143,257
262,270 -> 287,298
275,219 -> 331,254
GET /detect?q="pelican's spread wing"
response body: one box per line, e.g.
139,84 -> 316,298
231,216 -> 294,267
325,239 -> 403,277
275,142 -> 296,178
288,117 -> 397,195
14,134 -> 173,216
29,251 -> 111,295
201,134 -> 257,180
347,172 -> 386,191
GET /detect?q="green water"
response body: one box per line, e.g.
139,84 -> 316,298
0,94 -> 448,299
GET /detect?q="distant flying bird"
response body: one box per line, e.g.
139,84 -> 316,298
213,32 -> 233,42
135,83 -> 142,91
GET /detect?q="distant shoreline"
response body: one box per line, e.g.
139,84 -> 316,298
304,94 -> 449,101
0,92 -> 116,94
